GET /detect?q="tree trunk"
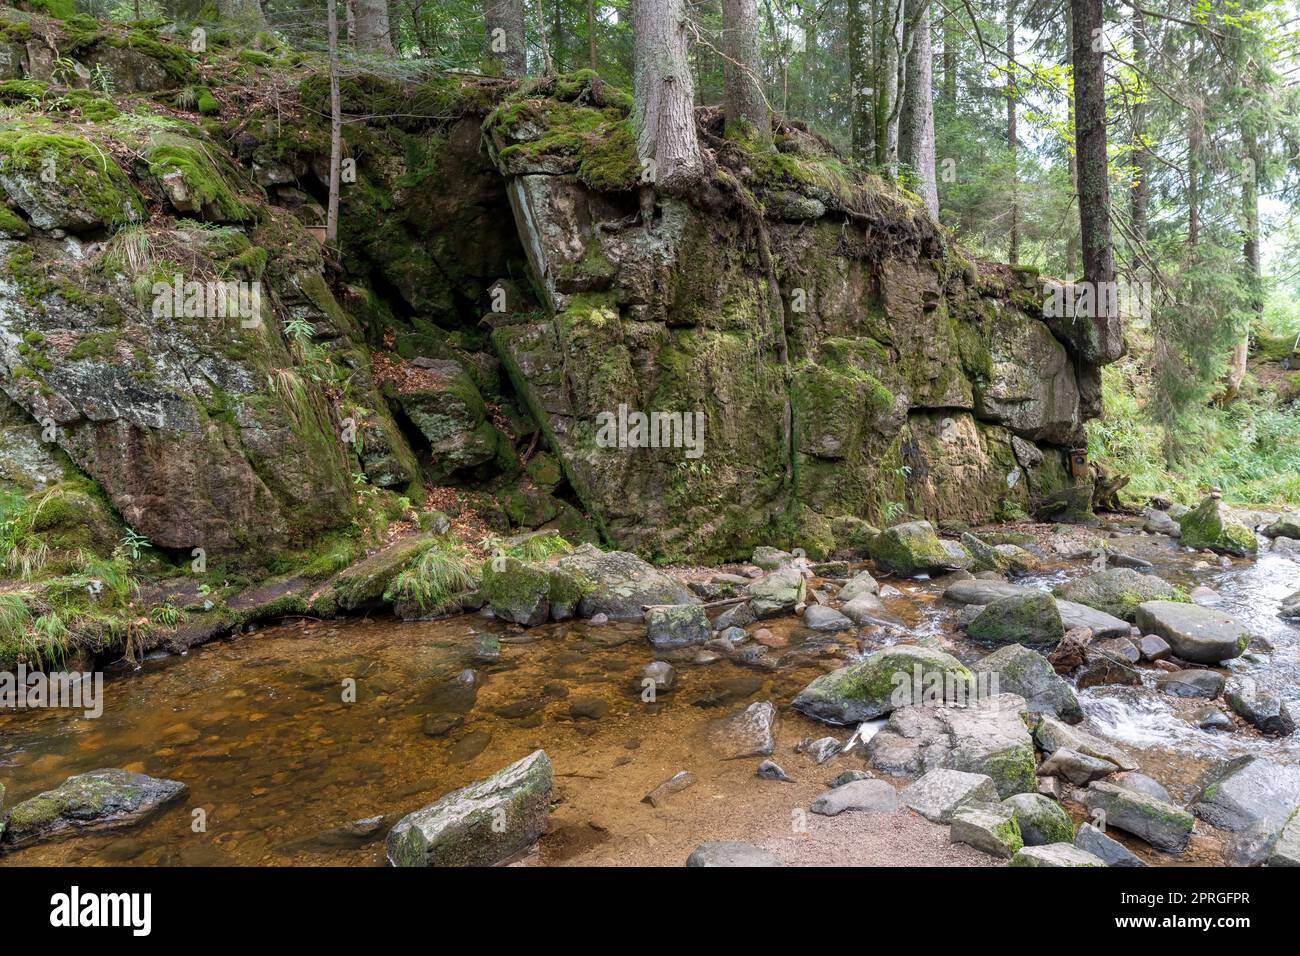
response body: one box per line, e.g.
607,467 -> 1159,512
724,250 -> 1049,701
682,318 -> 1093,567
1006,0 -> 1018,265
484,0 -> 526,77
1128,12 -> 1149,276
535,0 -> 554,73
875,0 -> 902,167
1070,0 -> 1121,362
216,0 -> 266,28
346,0 -> 356,45
942,3 -> 956,104
355,0 -> 394,53
633,0 -> 703,191
1065,10 -> 1078,278
1225,126 -> 1262,401
588,0 -> 598,70
326,0 -> 342,245
721,0 -> 769,145
901,0 -> 937,217
848,0 -> 872,165
552,0 -> 566,72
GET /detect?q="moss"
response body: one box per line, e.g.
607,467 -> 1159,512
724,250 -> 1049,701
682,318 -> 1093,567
142,135 -> 254,220
238,49 -> 276,67
196,87 -> 220,115
0,130 -> 144,229
0,204 -> 30,237
0,79 -> 50,102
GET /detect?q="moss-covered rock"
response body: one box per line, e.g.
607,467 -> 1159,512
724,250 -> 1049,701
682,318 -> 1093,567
1179,495 -> 1258,557
0,129 -> 145,231
480,555 -> 551,626
1001,792 -> 1075,846
968,592 -> 1065,647
2,769 -> 186,847
792,645 -> 973,725
1054,567 -> 1185,622
868,520 -> 953,576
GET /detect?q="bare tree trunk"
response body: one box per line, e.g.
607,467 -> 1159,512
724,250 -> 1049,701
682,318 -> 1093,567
875,0 -> 902,167
721,0 -> 769,145
1065,10 -> 1078,278
326,0 -> 342,245
942,3 -> 956,104
346,0 -> 356,45
1070,0 -> 1121,362
535,0 -> 554,73
1128,11 -> 1149,277
848,0 -> 872,165
1225,125 -> 1262,401
552,0 -> 567,72
588,0 -> 598,70
355,0 -> 395,53
1006,0 -> 1019,265
633,0 -> 703,191
484,0 -> 526,77
902,0 -> 937,217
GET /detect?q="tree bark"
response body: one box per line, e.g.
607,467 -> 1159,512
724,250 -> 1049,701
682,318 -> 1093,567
875,0 -> 903,167
901,0 -> 937,217
848,0 -> 872,165
1070,0 -> 1121,362
721,0 -> 769,145
942,2 -> 956,104
588,0 -> 598,70
326,0 -> 342,245
355,0 -> 395,53
633,0 -> 703,191
1065,10 -> 1078,278
1225,125 -> 1262,401
1128,12 -> 1149,273
484,0 -> 526,77
1006,0 -> 1019,265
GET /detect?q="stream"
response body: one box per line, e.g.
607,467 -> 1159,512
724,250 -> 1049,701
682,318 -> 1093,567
2,519 -> 1298,866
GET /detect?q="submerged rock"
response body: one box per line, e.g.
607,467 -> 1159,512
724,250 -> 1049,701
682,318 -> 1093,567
1134,601 -> 1250,665
685,842 -> 785,867
791,645 -> 973,725
386,750 -> 554,866
708,701 -> 778,759
2,769 -> 186,846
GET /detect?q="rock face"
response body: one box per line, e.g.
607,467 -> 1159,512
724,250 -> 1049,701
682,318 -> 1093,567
1054,568 -> 1183,622
1179,496 -> 1258,556
386,750 -> 554,866
1134,601 -> 1250,665
2,769 -> 186,846
973,643 -> 1082,722
792,645 -> 973,725
1083,782 -> 1193,852
866,694 -> 1037,797
686,842 -> 785,867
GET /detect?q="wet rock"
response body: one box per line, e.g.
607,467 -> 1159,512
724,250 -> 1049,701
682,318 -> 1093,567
556,545 -> 696,621
1038,748 -> 1119,786
1084,782 -> 1193,852
1263,515 -> 1300,540
643,771 -> 695,807
1074,822 -> 1145,866
841,593 -> 895,626
1191,756 -> 1300,834
1282,592 -> 1300,620
868,521 -> 955,577
751,628 -> 785,648
1054,568 -> 1182,622
708,701 -> 777,759
838,570 -> 880,602
973,643 -> 1082,722
803,737 -> 842,764
641,661 -> 675,692
1134,601 -> 1250,665
757,760 -> 794,782
686,841 -> 785,867
1225,676 -> 1295,736
950,804 -> 1023,859
387,750 -> 553,866
1156,669 -> 1225,699
1033,715 -> 1137,771
1192,706 -> 1234,732
901,768 -> 999,823
944,579 -> 1029,605
967,592 -> 1064,647
1001,792 -> 1075,846
449,730 -> 493,764
422,713 -> 464,737
1010,843 -> 1106,867
2,770 -> 186,847
1116,772 -> 1172,804
746,566 -> 807,618
810,778 -> 899,816
802,604 -> 854,632
474,633 -> 502,662
961,532 -> 1011,574
866,694 -> 1037,798
1178,495 -> 1258,557
1136,634 -> 1172,661
646,605 -> 711,649
590,612 -> 610,626
792,645 -> 973,725
940,539 -> 974,569
1055,600 -> 1131,640
713,602 -> 756,631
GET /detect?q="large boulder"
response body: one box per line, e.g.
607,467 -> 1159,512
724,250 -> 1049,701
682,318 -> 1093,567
746,566 -> 807,617
1083,782 -> 1194,853
0,130 -> 145,231
967,592 -> 1065,647
1133,601 -> 1250,665
973,643 -> 1082,722
944,579 -> 1029,605
792,645 -> 973,725
1189,756 -> 1300,834
480,556 -> 552,626
2,769 -> 186,846
386,750 -> 554,866
1178,496 -> 1258,557
1001,793 -> 1075,846
950,804 -> 1023,859
646,604 -> 710,649
866,694 -> 1038,798
901,768 -> 1001,823
868,521 -> 955,576
556,545 -> 695,621
1263,515 -> 1300,540
395,360 -> 501,480
1053,568 -> 1184,622
809,778 -> 900,816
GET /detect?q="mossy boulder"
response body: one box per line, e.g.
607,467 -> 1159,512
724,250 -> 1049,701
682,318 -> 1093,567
1179,495 -> 1258,557
792,645 -> 973,725
1001,792 -> 1075,846
967,592 -> 1064,647
0,130 -> 145,231
950,804 -> 1024,859
395,360 -> 501,480
973,643 -> 1081,722
2,769 -> 186,847
1053,568 -> 1184,622
746,566 -> 806,617
480,556 -> 551,626
555,544 -> 696,621
868,520 -> 954,576
1263,514 -> 1300,540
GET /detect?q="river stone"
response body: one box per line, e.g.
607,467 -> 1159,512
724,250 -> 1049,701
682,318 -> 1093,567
1179,495 -> 1258,556
791,645 -> 973,725
1156,669 -> 1225,699
1053,568 -> 1182,622
1268,811 -> 1300,866
961,532 -> 1010,574
1001,792 -> 1075,846
1282,591 -> 1300,620
751,546 -> 795,570
801,604 -> 852,632
1033,715 -> 1137,771
1083,781 -> 1193,852
1010,843 -> 1106,867
967,592 -> 1065,647
868,521 -> 954,576
809,778 -> 899,816
642,661 -> 676,693
1038,748 -> 1119,785
973,643 -> 1082,722
1224,676 -> 1295,736
838,570 -> 880,602
865,694 -> 1037,798
840,592 -> 895,625
901,768 -> 1000,823
944,579 -> 1029,605
686,841 -> 786,867
1190,755 -> 1300,833
1074,822 -> 1145,866
950,804 -> 1023,859
1134,601 -> 1250,664
1055,600 -> 1131,640
556,545 -> 696,621
712,602 -> 756,631
804,736 -> 842,764
1143,509 -> 1181,537
1116,772 -> 1173,804
746,566 -> 807,618
708,700 -> 777,759
2,769 -> 187,846
479,557 -> 551,626
386,750 -> 553,866
1137,634 -> 1172,661
646,605 -> 711,649
757,760 -> 793,782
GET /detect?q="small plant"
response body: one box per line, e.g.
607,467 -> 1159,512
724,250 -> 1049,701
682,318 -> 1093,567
283,314 -> 315,342
150,603 -> 186,629
90,63 -> 116,95
384,542 -> 480,614
119,528 -> 151,561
